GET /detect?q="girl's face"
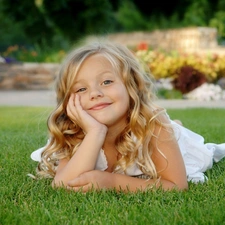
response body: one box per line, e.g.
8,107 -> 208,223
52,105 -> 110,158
71,54 -> 130,128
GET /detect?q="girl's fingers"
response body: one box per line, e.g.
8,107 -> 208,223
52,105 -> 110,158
66,94 -> 79,122
74,94 -> 84,113
66,176 -> 92,192
67,184 -> 94,193
68,93 -> 75,107
67,175 -> 85,187
67,93 -> 104,132
68,94 -> 82,118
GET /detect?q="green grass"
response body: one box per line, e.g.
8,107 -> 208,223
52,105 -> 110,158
0,106 -> 225,225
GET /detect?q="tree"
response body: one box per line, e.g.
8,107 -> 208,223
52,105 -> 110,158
132,0 -> 190,18
43,0 -> 117,42
116,0 -> 147,31
1,0 -> 118,45
183,0 -> 211,26
1,0 -> 56,45
1,0 -> 225,47
0,0 -> 28,49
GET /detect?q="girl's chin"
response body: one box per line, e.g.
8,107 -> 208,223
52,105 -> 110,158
93,117 -> 113,127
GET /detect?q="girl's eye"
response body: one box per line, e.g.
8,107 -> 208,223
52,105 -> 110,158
76,87 -> 86,93
102,80 -> 113,85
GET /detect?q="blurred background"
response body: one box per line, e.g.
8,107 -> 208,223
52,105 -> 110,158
1,0 -> 225,100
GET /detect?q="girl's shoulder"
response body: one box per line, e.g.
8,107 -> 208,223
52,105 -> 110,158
152,106 -> 171,124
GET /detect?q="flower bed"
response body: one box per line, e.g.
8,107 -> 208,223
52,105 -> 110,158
135,45 -> 225,100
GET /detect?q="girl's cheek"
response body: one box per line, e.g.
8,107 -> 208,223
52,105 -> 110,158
79,95 -> 86,109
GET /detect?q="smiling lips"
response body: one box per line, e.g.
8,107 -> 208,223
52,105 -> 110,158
88,103 -> 112,110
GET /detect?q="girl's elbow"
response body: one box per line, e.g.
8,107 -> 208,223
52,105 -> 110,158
163,178 -> 188,191
175,180 -> 189,191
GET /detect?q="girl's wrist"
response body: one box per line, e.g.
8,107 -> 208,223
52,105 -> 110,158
85,126 -> 108,140
87,125 -> 108,135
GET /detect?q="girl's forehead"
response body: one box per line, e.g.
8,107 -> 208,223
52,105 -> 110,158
83,53 -> 110,63
79,54 -> 112,69
76,54 -> 119,75
74,55 -> 115,79
83,52 -> 119,67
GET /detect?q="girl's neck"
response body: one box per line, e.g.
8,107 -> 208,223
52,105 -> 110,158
104,131 -> 117,148
104,122 -> 126,146
103,127 -> 122,172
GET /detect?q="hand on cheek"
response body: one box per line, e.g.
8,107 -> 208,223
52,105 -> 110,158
66,93 -> 78,123
66,93 -> 107,134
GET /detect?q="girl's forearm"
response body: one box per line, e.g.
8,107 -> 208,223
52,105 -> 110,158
53,128 -> 107,186
110,173 -> 188,192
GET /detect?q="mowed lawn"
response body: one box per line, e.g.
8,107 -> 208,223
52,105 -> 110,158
0,106 -> 225,225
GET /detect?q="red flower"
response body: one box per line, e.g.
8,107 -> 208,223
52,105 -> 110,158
137,42 -> 148,51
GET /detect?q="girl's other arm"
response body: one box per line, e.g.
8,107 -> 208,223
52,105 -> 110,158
111,123 -> 188,191
150,114 -> 188,190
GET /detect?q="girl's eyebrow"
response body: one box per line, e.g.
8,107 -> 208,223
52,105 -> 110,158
74,70 -> 115,84
73,79 -> 85,85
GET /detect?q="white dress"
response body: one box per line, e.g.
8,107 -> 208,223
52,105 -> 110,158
31,119 -> 225,183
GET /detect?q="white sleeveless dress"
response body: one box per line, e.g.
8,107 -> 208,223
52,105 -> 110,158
31,119 -> 225,183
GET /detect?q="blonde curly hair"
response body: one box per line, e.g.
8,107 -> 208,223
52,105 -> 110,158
37,39 -> 168,179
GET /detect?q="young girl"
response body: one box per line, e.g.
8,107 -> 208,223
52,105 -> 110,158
31,40 -> 225,192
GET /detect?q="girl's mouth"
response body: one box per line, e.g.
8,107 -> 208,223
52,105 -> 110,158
89,103 -> 111,110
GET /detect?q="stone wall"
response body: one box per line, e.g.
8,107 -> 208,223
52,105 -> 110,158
0,63 -> 59,90
107,27 -> 220,52
1,27 -> 225,90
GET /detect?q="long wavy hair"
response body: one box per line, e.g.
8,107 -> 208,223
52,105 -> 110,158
37,40 -> 169,179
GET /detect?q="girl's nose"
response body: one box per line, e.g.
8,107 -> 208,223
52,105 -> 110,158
90,88 -> 103,100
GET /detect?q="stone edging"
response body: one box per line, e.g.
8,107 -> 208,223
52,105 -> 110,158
0,63 -> 60,90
